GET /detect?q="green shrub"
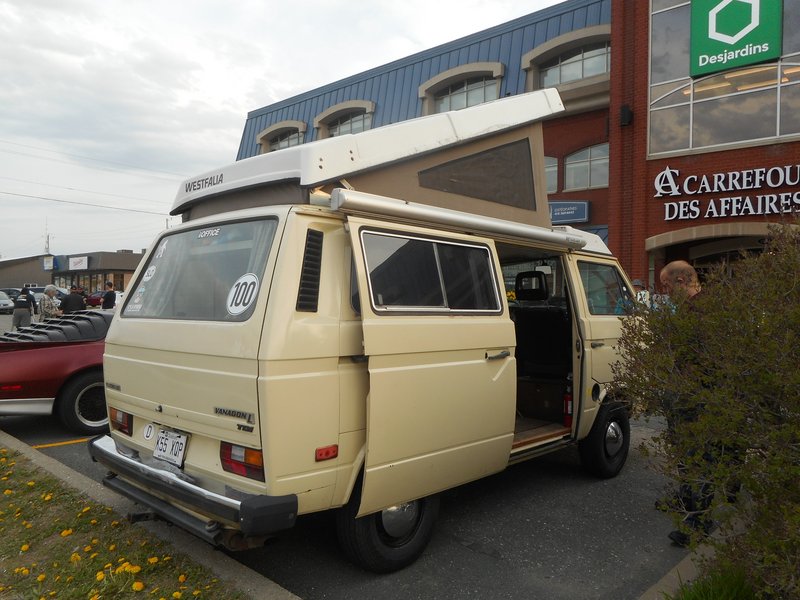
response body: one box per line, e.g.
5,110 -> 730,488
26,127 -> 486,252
612,221 -> 800,599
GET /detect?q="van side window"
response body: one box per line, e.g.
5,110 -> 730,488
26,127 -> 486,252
578,262 -> 631,315
360,231 -> 500,312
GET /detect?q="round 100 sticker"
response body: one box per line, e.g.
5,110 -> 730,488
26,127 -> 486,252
226,273 -> 259,316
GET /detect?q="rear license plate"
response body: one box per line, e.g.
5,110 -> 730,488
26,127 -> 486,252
153,429 -> 188,467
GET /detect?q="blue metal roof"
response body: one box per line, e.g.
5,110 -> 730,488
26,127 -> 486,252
237,0 -> 610,160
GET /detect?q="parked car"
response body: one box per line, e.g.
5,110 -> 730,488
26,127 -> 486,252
0,288 -> 21,302
0,311 -> 112,434
86,291 -> 105,307
0,291 -> 14,314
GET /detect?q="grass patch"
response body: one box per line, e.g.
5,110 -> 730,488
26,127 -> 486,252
666,564 -> 757,600
0,447 -> 250,599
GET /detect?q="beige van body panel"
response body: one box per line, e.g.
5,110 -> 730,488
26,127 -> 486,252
347,216 -> 517,515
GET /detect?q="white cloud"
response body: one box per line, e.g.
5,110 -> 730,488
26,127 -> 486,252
0,0 -> 561,260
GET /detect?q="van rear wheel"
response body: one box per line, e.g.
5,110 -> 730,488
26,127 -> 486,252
578,401 -> 630,478
336,485 -> 439,573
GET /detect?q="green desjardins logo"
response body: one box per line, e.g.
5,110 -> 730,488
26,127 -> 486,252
690,0 -> 783,77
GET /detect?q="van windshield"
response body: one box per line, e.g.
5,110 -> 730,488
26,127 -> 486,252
122,218 -> 278,321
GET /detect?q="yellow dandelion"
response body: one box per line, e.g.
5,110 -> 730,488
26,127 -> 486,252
27,481 -> 35,487
20,543 -> 29,552
92,538 -> 99,544
84,545 -> 92,552
70,552 -> 81,563
81,506 -> 91,513
178,574 -> 187,583
132,581 -> 145,592
111,520 -> 120,527
96,572 -> 105,582
193,591 -> 201,597
90,519 -> 98,525
21,567 -> 30,576
172,593 -> 182,599
37,574 -> 46,582
3,489 -> 12,496
25,521 -> 32,529
128,564 -> 142,574
90,595 -> 100,600
42,493 -> 52,501
103,563 -> 112,569
60,528 -> 73,537
147,557 -> 159,564
108,543 -> 116,551
66,576 -> 73,583
90,552 -> 98,559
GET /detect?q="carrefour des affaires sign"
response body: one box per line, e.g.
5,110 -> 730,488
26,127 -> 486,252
690,0 -> 782,77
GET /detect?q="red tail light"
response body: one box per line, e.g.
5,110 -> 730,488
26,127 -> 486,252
220,442 -> 265,481
109,407 -> 132,435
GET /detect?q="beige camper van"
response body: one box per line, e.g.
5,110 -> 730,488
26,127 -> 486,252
90,90 -> 634,573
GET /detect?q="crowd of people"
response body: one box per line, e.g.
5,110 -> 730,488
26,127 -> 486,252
10,281 -> 116,331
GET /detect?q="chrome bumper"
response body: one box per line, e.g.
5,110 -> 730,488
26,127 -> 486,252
88,435 -> 297,541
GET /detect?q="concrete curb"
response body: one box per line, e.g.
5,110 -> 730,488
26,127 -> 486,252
0,429 -> 300,600
638,540 -> 714,599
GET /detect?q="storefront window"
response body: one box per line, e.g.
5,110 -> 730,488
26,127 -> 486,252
650,3 -> 690,85
650,6 -> 800,156
564,144 -> 608,190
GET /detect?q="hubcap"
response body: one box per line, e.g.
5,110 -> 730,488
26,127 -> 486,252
76,383 -> 108,427
604,421 -> 624,457
380,501 -> 420,539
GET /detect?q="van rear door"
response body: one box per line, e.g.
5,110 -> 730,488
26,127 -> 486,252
347,217 -> 516,515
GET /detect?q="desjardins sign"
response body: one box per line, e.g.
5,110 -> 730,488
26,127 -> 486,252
690,0 -> 782,77
653,164 -> 800,221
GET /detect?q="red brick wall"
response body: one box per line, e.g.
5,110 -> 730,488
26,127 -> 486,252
543,109 -> 610,226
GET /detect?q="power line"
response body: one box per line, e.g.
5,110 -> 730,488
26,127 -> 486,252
0,190 -> 168,215
0,148 -> 186,183
0,176 -> 169,206
0,139 -> 189,178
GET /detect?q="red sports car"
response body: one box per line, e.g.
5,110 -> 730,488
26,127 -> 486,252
0,311 -> 111,434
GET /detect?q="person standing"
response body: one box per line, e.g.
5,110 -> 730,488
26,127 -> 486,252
101,281 -> 116,310
60,285 -> 87,314
11,284 -> 38,330
39,284 -> 63,321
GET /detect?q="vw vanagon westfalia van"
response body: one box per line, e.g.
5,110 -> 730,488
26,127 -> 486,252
90,90 -> 634,573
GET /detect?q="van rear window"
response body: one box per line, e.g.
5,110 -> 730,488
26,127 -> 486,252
122,218 -> 277,321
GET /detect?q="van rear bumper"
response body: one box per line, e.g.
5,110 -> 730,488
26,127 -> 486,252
88,435 -> 297,541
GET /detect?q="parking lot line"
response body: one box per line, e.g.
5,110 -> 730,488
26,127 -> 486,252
32,437 -> 91,449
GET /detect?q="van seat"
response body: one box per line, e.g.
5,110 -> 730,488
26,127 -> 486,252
513,306 -> 571,379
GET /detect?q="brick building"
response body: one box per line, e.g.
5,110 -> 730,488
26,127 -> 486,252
236,0 -> 799,288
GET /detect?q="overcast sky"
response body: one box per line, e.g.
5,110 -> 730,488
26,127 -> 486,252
0,0 -> 561,260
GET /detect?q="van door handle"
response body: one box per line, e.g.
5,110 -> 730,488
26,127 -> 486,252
485,350 -> 510,361
591,341 -> 605,348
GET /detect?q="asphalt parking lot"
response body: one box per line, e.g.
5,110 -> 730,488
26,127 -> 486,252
1,311 -> 693,599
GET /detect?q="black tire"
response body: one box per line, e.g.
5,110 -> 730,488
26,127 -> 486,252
336,480 -> 440,573
56,370 -> 109,435
578,401 -> 630,478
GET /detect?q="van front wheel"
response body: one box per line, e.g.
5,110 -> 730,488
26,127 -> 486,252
578,401 -> 630,478
336,489 -> 440,573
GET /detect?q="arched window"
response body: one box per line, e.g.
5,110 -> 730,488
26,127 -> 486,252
327,112 -> 372,137
564,143 -> 608,190
544,156 -> 558,193
256,120 -> 307,154
418,62 -> 504,115
538,42 -> 610,88
433,76 -> 497,113
314,100 -> 376,139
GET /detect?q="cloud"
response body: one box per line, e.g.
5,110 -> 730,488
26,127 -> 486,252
0,0 -> 558,260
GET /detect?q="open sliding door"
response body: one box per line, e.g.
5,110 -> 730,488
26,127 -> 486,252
347,216 -> 516,515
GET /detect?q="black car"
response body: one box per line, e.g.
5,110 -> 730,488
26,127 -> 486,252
0,287 -> 21,302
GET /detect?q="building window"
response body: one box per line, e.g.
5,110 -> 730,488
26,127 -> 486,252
649,2 -> 800,155
256,120 -> 307,154
314,100 -> 375,139
327,112 -> 372,137
564,144 -> 608,190
544,156 -> 558,193
269,130 -> 303,152
433,76 -> 497,113
418,62 -> 504,116
538,42 -> 611,88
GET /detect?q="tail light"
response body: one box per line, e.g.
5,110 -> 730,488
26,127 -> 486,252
109,408 -> 132,435
220,442 -> 264,481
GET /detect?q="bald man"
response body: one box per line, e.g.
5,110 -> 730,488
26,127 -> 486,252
659,260 -> 701,300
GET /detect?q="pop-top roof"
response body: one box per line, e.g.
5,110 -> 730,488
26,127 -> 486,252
171,89 -> 564,216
